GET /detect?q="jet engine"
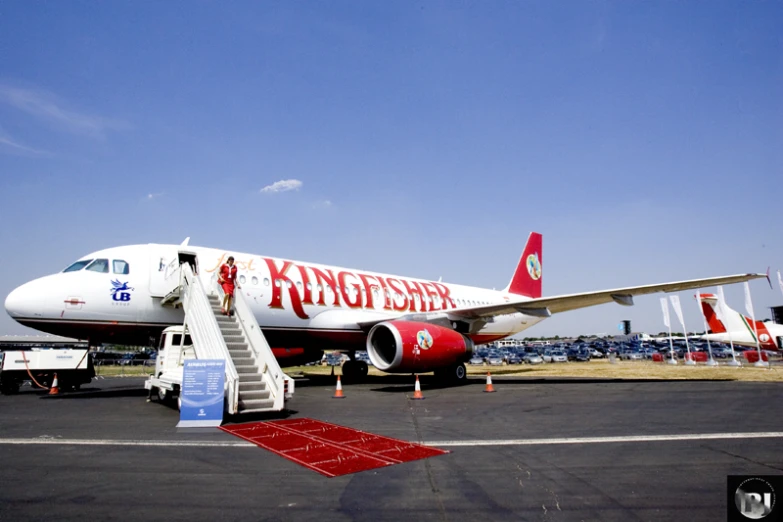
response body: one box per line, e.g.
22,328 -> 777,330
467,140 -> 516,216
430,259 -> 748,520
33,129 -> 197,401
366,320 -> 474,373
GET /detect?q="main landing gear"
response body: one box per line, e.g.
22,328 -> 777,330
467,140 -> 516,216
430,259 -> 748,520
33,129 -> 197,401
434,363 -> 468,385
341,357 -> 368,384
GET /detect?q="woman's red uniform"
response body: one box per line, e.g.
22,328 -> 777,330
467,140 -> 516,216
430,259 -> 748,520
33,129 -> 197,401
219,263 -> 238,297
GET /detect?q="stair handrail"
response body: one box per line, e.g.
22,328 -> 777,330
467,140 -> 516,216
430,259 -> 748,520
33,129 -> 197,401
211,275 -> 285,411
180,263 -> 240,414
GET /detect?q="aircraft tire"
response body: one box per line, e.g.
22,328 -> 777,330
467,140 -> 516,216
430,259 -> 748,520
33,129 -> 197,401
356,361 -> 368,379
435,363 -> 467,385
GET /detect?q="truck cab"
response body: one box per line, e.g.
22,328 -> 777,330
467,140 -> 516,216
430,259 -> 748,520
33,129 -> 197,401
144,325 -> 196,408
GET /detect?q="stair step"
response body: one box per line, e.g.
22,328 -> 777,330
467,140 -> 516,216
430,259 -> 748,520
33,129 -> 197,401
239,406 -> 277,414
228,349 -> 249,356
236,365 -> 259,374
239,380 -> 266,390
240,390 -> 271,401
232,357 -> 255,366
223,335 -> 244,343
238,398 -> 275,411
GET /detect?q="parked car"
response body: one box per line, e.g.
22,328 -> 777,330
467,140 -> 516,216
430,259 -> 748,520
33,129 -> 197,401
573,349 -> 591,362
468,356 -> 485,365
487,355 -> 504,366
590,348 -> 604,358
523,353 -> 544,365
506,354 -> 522,365
324,354 -> 343,366
550,350 -> 568,363
542,349 -> 553,363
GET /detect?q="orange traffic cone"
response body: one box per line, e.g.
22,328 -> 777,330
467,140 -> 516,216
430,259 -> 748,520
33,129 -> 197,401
411,375 -> 425,400
49,373 -> 60,396
483,372 -> 496,393
332,375 -> 345,399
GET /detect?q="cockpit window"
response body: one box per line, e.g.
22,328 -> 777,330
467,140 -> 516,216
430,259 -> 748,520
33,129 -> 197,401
85,259 -> 110,273
113,260 -> 130,275
63,259 -> 93,272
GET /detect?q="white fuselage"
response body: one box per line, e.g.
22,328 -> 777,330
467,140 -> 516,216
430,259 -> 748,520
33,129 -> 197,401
5,244 -> 542,355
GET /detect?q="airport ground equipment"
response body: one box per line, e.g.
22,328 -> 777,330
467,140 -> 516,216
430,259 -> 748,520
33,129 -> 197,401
0,348 -> 94,394
145,258 -> 293,414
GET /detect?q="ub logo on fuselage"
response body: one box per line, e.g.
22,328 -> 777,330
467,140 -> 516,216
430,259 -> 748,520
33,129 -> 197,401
110,280 -> 134,302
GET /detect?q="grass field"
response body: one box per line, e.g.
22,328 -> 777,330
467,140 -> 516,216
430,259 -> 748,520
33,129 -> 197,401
92,360 -> 783,382
94,365 -> 153,377
286,360 -> 783,383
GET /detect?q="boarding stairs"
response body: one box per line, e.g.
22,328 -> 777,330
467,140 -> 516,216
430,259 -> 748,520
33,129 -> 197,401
161,260 -> 290,414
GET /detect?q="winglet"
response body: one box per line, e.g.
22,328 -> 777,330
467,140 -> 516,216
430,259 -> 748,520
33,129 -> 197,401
766,267 -> 772,289
505,232 -> 543,298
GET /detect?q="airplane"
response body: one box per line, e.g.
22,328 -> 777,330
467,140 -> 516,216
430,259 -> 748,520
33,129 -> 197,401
697,293 -> 782,351
4,232 -> 766,383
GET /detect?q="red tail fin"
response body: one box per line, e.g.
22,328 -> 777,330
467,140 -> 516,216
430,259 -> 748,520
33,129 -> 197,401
506,232 -> 542,298
697,294 -> 726,333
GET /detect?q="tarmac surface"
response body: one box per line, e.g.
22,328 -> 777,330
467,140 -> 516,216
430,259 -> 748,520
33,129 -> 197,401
1,373 -> 782,521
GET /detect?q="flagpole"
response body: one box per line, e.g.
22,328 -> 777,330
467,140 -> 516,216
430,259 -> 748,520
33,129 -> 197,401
661,297 -> 677,365
744,282 -> 767,368
696,291 -> 717,366
717,286 -> 740,367
670,295 -> 694,366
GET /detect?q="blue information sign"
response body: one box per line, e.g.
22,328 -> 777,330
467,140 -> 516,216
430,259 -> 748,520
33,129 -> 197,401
177,359 -> 225,428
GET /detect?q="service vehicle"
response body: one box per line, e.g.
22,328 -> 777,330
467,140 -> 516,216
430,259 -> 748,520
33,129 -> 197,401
144,326 -> 295,410
0,348 -> 94,394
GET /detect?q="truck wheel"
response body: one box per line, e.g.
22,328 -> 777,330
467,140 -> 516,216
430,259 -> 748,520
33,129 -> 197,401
157,387 -> 169,402
1,379 -> 20,395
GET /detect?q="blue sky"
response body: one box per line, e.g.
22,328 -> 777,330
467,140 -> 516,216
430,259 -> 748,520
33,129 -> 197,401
1,1 -> 781,338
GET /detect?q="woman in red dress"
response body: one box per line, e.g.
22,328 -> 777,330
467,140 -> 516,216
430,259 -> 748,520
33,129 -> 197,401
218,256 -> 239,315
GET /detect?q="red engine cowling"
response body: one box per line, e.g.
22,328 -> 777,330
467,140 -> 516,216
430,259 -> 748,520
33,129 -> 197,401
366,321 -> 474,373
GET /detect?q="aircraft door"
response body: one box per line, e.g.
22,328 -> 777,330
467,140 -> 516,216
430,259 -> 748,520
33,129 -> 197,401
148,245 -> 179,297
177,251 -> 198,275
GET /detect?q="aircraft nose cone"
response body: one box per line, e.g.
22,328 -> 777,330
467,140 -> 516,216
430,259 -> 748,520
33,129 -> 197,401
5,281 -> 43,320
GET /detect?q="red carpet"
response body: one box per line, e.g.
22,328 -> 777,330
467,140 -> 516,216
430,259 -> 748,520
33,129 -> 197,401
219,418 -> 449,477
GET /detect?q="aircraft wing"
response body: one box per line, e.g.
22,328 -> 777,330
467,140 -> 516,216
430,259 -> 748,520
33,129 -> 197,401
357,272 -> 766,329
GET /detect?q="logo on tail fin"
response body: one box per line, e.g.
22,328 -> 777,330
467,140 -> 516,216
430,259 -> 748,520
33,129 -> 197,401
526,253 -> 542,281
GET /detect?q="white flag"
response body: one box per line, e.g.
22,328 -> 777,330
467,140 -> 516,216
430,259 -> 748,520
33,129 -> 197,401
743,281 -> 755,318
716,286 -> 728,322
669,295 -> 686,329
778,270 -> 783,298
660,297 -> 671,328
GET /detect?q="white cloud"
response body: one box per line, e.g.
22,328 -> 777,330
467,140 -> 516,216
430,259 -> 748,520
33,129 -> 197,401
312,199 -> 333,209
260,179 -> 303,193
0,84 -> 129,138
0,134 -> 46,156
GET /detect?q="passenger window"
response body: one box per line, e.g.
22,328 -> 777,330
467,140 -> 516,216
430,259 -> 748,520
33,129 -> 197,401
112,260 -> 130,274
63,259 -> 93,272
86,259 -> 109,273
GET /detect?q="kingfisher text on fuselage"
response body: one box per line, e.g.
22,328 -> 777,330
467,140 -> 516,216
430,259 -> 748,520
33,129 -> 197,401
206,253 -> 457,320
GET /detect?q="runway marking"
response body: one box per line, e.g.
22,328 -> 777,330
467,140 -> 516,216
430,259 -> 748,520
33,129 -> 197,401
0,432 -> 781,448
428,432 -> 783,447
0,438 -> 254,447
